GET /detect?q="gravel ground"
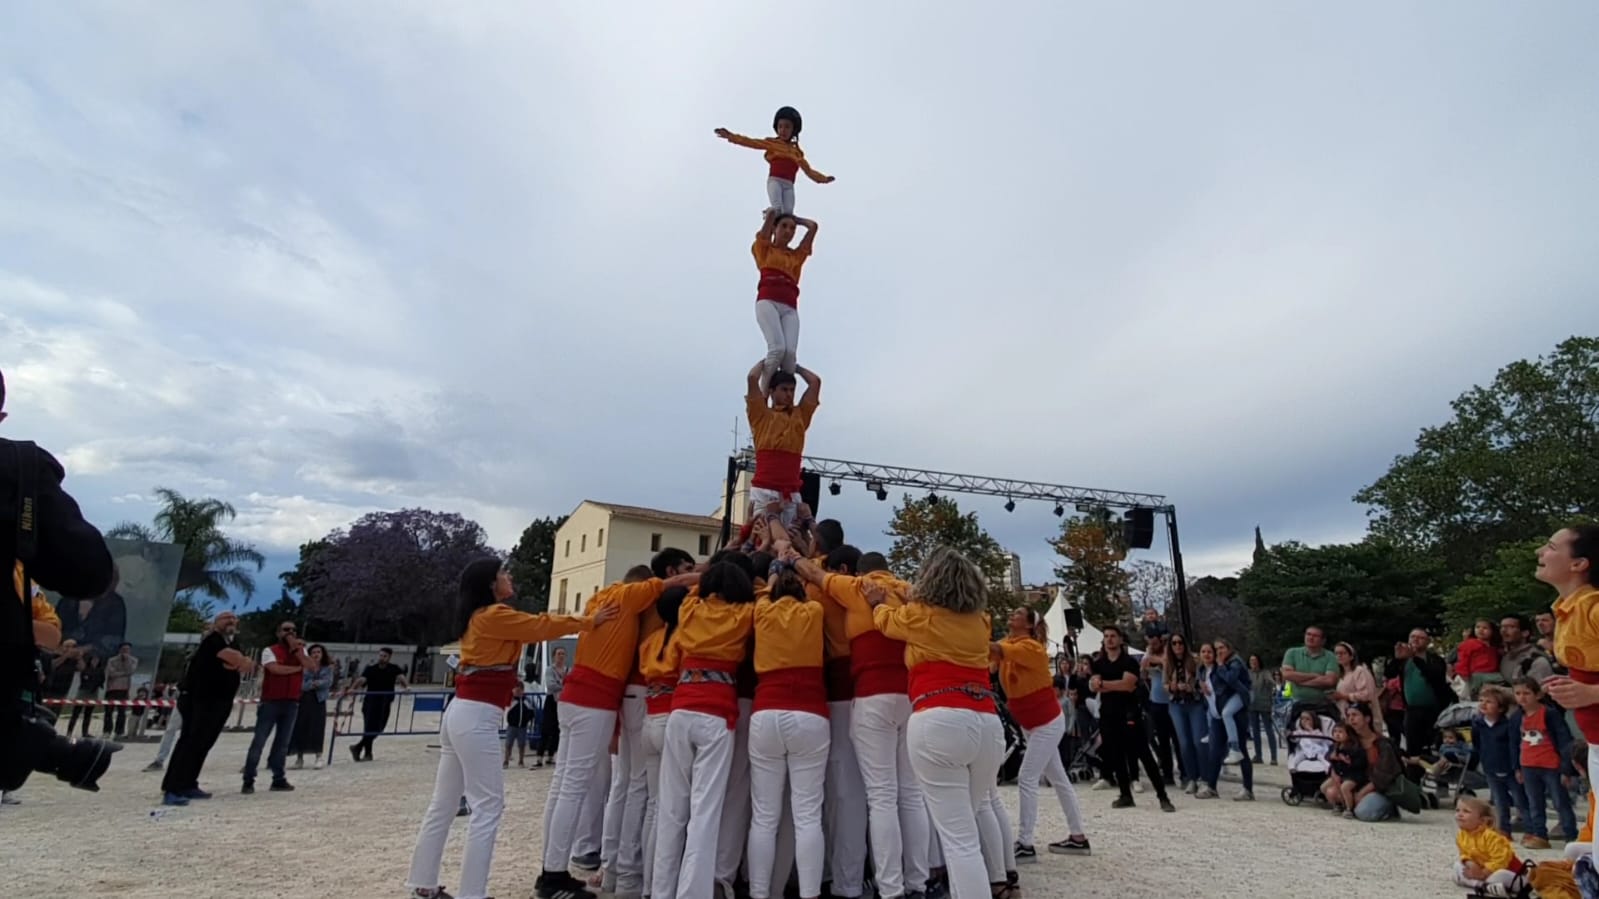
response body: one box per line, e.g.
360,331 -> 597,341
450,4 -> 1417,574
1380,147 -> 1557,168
0,731 -> 1575,898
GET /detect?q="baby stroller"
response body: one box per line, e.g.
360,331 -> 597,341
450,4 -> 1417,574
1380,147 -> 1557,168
1280,712 -> 1337,806
1419,702 -> 1487,802
997,700 -> 1026,785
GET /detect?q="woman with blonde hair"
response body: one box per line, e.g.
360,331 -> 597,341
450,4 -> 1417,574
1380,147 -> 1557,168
867,546 -> 1010,899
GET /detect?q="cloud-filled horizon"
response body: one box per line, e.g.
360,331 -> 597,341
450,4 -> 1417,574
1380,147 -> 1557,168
4,3 -> 1597,604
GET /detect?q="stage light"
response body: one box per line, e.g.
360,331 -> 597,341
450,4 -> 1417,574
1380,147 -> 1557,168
1053,503 -> 1065,517
875,487 -> 888,501
828,482 -> 841,496
1004,499 -> 1016,513
865,479 -> 883,494
927,491 -> 939,505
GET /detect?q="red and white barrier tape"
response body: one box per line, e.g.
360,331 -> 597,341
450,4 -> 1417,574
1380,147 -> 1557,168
41,698 -> 263,709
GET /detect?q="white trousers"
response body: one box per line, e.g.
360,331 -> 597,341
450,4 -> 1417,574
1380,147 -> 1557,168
1016,714 -> 1085,843
603,689 -> 649,890
716,699 -> 755,885
747,710 -> 830,899
642,713 -> 669,898
755,300 -> 800,386
824,700 -> 869,896
653,710 -> 735,899
573,750 -> 611,861
852,693 -> 929,896
907,708 -> 1005,899
982,787 -> 1013,881
406,698 -> 506,899
540,702 -> 617,872
766,176 -> 796,215
153,705 -> 182,765
1589,744 -> 1599,872
1453,860 -> 1519,889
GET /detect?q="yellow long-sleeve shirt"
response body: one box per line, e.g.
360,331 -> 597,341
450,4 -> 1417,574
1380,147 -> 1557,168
753,596 -> 824,673
563,578 -> 666,709
719,131 -> 831,183
873,602 -> 992,671
1456,825 -> 1516,873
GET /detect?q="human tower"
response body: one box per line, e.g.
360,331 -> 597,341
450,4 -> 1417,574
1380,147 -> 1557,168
408,107 -> 1087,899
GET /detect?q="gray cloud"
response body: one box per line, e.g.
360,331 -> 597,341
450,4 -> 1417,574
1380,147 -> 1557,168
3,3 -> 1598,596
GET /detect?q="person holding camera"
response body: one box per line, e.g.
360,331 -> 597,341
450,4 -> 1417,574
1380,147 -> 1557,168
242,621 -> 311,794
2,368 -> 122,795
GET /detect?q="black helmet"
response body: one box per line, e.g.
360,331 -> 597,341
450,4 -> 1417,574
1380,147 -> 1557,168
772,106 -> 802,137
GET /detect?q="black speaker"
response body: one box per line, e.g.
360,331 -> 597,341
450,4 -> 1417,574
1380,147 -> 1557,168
800,470 -> 821,513
1063,606 -> 1085,630
1123,508 -> 1155,549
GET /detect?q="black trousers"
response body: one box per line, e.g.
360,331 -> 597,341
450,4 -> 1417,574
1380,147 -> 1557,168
538,695 -> 561,756
1099,710 -> 1169,801
160,695 -> 234,794
103,689 -> 129,736
1403,704 -> 1440,756
352,697 -> 393,753
1147,703 -> 1180,783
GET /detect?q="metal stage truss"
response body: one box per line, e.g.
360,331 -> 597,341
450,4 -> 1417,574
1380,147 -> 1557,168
717,448 -> 1194,643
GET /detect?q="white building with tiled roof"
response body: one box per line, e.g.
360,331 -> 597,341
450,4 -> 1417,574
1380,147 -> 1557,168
547,500 -> 725,613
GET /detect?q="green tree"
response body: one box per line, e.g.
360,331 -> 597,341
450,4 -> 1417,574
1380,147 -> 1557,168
165,595 -> 213,634
108,487 -> 266,603
1355,336 -> 1599,573
884,494 -> 1018,632
507,515 -> 568,613
1237,539 -> 1446,663
237,590 -> 303,650
1441,538 -> 1552,635
1051,514 -> 1131,630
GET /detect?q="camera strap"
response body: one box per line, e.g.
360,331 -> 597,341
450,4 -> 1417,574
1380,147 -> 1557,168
12,440 -> 38,593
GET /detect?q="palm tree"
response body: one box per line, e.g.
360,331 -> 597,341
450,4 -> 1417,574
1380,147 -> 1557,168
108,487 -> 266,604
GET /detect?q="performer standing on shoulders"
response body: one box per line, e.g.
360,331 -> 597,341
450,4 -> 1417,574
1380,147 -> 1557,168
745,359 -> 821,535
406,559 -> 611,899
750,212 -> 818,392
714,106 -> 834,215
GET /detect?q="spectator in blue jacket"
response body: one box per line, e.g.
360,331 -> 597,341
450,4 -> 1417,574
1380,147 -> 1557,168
1469,684 -> 1527,836
1203,638 -> 1255,800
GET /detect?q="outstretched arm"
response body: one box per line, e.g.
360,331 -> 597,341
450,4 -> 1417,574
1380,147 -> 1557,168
715,127 -> 774,151
746,360 -> 766,403
798,158 -> 834,184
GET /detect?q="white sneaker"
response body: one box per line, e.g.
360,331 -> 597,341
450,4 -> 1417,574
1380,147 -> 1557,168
1092,779 -> 1116,791
1223,749 -> 1245,765
313,758 -> 324,770
1183,780 -> 1198,795
1195,786 -> 1218,799
1132,781 -> 1146,794
1233,788 -> 1255,802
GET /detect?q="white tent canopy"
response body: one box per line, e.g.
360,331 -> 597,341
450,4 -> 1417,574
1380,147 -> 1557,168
1041,586 -> 1141,660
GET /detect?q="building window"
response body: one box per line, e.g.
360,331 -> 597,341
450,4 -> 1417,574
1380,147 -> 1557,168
564,539 -> 570,558
597,527 -> 604,547
698,534 -> 711,556
558,578 -> 568,611
581,534 -> 587,552
650,533 -> 662,552
576,592 -> 582,604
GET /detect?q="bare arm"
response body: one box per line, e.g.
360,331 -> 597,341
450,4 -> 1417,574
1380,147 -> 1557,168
794,217 -> 819,256
746,360 -> 766,402
795,365 -> 822,407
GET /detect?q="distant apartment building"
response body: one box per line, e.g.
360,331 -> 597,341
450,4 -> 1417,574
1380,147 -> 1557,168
547,501 -> 724,613
997,550 -> 1024,593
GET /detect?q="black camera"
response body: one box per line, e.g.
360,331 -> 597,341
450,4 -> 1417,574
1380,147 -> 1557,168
0,703 -> 122,792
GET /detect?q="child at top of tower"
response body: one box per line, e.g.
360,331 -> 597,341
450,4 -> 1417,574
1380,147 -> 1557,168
752,207 -> 817,392
715,105 -> 834,215
745,359 -> 820,540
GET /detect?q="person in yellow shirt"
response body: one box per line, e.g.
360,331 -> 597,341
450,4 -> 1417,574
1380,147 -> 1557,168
713,106 -> 834,215
992,609 -> 1091,860
406,557 -> 613,899
1535,524 -> 1599,877
868,547 -> 1012,899
15,561 -> 61,649
653,561 -> 757,899
744,359 -> 821,546
794,549 -> 929,899
746,567 -> 829,899
537,560 -> 700,899
748,206 -> 818,395
639,586 -> 689,899
1452,796 -> 1522,890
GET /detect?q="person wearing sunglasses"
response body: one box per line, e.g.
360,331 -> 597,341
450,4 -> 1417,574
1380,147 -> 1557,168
242,621 -> 312,794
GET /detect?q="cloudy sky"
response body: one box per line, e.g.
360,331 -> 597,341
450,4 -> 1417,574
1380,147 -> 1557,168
3,2 -> 1597,602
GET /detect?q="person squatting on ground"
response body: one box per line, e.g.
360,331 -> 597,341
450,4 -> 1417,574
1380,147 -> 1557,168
991,608 -> 1091,861
405,558 -> 612,899
714,106 -> 834,216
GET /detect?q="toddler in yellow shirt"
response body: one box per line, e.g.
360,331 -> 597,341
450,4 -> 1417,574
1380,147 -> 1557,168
1453,796 -> 1524,891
